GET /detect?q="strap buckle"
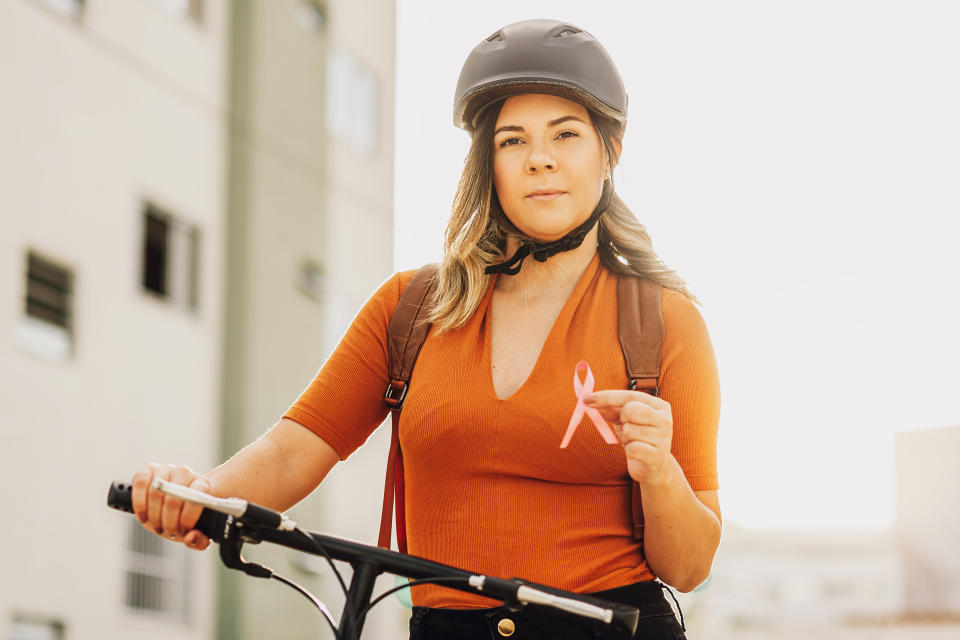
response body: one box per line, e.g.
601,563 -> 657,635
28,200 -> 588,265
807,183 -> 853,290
628,378 -> 658,397
383,380 -> 408,410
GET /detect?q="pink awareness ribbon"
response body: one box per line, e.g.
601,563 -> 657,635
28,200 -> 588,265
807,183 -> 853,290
560,361 -> 618,448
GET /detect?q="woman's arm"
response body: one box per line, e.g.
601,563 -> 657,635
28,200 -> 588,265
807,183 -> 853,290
634,461 -> 722,592
584,390 -> 722,592
131,418 -> 339,550
206,418 -> 340,510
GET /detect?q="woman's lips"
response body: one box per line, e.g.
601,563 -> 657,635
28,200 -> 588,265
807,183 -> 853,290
527,191 -> 566,201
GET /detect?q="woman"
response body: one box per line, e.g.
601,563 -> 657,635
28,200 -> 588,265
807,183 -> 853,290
131,19 -> 721,640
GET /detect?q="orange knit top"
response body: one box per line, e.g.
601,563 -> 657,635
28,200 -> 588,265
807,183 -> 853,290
283,253 -> 720,608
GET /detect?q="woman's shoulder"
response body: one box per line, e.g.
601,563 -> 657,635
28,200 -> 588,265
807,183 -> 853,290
657,286 -> 716,364
660,286 -> 697,313
595,267 -> 706,328
386,265 -> 435,296
660,287 -> 708,332
391,268 -> 421,293
360,266 -> 434,317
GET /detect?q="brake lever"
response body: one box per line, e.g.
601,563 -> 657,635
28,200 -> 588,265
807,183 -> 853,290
218,516 -> 274,579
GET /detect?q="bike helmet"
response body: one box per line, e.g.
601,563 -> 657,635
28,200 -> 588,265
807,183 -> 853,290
453,19 -> 628,275
454,19 -> 628,138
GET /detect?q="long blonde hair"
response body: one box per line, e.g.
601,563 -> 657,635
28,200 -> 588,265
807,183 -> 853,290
427,100 -> 698,334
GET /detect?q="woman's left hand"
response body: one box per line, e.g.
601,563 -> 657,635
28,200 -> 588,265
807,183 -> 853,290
584,390 -> 673,487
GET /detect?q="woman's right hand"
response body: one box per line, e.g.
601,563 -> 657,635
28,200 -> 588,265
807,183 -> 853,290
130,463 -> 212,551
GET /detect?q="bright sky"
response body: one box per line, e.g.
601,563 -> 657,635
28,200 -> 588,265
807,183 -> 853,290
394,1 -> 960,531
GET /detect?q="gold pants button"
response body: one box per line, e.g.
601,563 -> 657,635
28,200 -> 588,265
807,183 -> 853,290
497,617 -> 516,637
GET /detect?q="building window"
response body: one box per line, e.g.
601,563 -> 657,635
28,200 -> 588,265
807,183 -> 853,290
297,0 -> 326,32
25,253 -> 71,329
141,203 -> 200,310
326,48 -> 379,155
295,258 -> 325,302
9,615 -> 65,640
32,0 -> 83,20
149,0 -> 203,23
14,252 -> 73,361
125,520 -> 191,621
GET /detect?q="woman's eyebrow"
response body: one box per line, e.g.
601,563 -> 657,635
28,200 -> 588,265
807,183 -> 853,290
547,115 -> 587,128
493,115 -> 587,136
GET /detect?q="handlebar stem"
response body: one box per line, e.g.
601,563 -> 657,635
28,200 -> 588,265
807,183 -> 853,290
339,561 -> 382,640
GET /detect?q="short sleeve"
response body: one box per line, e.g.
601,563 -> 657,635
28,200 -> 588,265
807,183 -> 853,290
658,290 -> 721,491
282,270 -> 415,460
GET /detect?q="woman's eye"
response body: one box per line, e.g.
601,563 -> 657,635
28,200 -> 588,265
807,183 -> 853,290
496,131 -> 578,148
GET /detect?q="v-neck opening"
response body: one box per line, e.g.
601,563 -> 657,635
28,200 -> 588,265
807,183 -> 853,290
484,252 -> 601,402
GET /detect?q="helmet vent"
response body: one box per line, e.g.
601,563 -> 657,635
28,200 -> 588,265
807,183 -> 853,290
555,27 -> 582,38
485,30 -> 504,42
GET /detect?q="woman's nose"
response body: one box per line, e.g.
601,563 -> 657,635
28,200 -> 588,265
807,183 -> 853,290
524,145 -> 557,173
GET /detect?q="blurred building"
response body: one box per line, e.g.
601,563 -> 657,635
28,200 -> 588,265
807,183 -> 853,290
676,525 -> 902,637
896,424 -> 960,618
671,424 -> 960,639
0,0 -> 398,639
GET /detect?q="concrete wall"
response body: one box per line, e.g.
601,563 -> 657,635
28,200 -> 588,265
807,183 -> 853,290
2,0 -> 402,636
0,0 -> 228,638
219,0 -> 401,637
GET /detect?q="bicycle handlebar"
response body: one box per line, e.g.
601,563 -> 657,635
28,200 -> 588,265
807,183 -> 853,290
108,479 -> 230,539
106,480 -> 640,638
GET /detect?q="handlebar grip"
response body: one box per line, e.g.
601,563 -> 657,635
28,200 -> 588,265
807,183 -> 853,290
107,480 -> 228,542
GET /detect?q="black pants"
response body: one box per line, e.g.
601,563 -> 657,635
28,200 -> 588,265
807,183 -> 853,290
409,581 -> 686,640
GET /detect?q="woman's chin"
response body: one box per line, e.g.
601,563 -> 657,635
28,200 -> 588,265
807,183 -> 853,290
512,228 -> 567,244
516,221 -> 589,245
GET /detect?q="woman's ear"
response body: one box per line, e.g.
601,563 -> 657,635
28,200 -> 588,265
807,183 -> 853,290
609,137 -> 623,169
601,136 -> 623,179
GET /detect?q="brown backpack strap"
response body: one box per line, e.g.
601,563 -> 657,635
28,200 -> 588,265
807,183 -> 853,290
378,264 -> 439,552
617,275 -> 664,542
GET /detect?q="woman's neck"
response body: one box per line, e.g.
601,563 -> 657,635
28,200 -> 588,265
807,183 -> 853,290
493,226 -> 599,299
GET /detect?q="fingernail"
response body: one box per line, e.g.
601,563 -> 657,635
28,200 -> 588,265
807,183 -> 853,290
154,527 -> 164,536
137,511 -> 147,523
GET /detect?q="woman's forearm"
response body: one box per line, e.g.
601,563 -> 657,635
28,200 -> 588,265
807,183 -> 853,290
639,454 -> 721,592
206,419 -> 340,512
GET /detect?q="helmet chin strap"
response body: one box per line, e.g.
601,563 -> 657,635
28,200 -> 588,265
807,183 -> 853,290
485,179 -> 613,276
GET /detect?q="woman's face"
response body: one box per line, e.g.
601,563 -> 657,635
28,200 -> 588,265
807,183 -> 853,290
492,93 -> 608,243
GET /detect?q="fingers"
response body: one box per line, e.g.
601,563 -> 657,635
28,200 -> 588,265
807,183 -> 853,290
181,476 -> 213,550
623,439 -> 658,460
622,401 -> 671,434
586,392 -> 671,432
619,420 -> 673,486
596,395 -> 672,486
585,389 -> 664,410
145,463 -> 168,535
130,465 -> 154,524
181,475 -> 210,532
587,400 -> 656,425
620,422 -> 670,450
130,463 -> 210,551
184,530 -> 211,551
161,466 -> 195,538
588,404 -> 624,423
